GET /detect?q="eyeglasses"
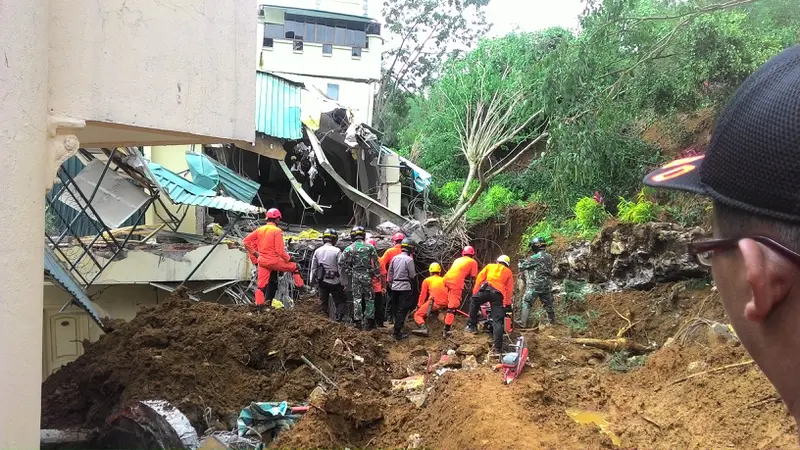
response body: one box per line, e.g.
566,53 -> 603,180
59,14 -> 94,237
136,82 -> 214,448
687,235 -> 800,267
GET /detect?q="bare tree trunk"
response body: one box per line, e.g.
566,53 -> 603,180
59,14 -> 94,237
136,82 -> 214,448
444,179 -> 489,233
458,164 -> 477,204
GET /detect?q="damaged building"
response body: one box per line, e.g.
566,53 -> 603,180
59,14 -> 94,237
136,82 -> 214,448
42,71 -> 433,378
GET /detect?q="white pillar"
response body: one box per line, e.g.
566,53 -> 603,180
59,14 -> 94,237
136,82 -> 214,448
0,0 -> 49,446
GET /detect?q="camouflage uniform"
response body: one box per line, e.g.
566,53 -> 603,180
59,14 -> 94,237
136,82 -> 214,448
518,250 -> 555,326
339,240 -> 381,322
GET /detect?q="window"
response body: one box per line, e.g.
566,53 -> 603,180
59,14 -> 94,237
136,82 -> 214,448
345,29 -> 355,47
264,37 -> 274,48
326,83 -> 340,101
323,25 -> 335,44
354,30 -> 367,49
264,23 -> 284,39
334,27 -> 347,46
293,40 -> 304,52
351,47 -> 362,58
305,23 -> 316,42
285,20 -> 301,38
323,44 -> 333,55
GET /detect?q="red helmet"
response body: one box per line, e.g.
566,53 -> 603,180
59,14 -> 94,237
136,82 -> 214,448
392,232 -> 405,243
462,246 -> 475,256
366,238 -> 378,247
266,208 -> 282,221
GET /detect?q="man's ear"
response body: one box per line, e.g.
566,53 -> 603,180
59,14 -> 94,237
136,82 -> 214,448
739,239 -> 794,322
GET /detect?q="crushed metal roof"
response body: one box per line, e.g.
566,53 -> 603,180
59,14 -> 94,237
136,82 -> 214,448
256,71 -> 303,140
186,153 -> 261,204
147,163 -> 265,215
44,246 -> 106,328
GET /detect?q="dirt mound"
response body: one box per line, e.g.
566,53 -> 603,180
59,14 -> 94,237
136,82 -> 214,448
41,294 -> 392,436
583,281 -> 726,345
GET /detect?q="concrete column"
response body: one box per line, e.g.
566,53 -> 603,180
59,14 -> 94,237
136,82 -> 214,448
0,0 -> 49,446
384,153 -> 402,216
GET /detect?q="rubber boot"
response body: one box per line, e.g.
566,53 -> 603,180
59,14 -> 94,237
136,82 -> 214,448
393,332 -> 408,341
520,304 -> 531,329
353,320 -> 362,330
365,318 -> 376,331
464,324 -> 478,334
442,324 -> 452,338
411,323 -> 429,337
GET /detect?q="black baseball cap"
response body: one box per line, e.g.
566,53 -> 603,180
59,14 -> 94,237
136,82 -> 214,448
644,44 -> 800,223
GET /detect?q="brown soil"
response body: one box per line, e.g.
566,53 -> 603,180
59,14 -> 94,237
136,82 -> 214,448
469,203 -> 547,262
42,284 -> 797,449
41,290 -> 392,440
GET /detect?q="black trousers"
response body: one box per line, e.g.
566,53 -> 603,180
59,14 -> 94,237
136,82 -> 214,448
374,292 -> 385,325
385,287 -> 394,320
392,289 -> 414,335
319,281 -> 346,321
468,286 -> 505,352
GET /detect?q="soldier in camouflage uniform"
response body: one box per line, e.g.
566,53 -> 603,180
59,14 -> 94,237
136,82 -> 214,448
518,237 -> 555,327
338,225 -> 381,330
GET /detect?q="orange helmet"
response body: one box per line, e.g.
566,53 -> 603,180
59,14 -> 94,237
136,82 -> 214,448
462,246 -> 475,256
266,208 -> 282,221
392,232 -> 405,243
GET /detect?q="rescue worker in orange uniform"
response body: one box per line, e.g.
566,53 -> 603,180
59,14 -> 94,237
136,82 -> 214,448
242,208 -> 305,306
442,246 -> 479,337
411,262 -> 448,337
465,255 -> 515,355
367,238 -> 387,327
380,232 -> 405,320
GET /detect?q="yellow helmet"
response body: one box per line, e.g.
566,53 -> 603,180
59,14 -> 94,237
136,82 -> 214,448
429,262 -> 442,274
497,255 -> 511,266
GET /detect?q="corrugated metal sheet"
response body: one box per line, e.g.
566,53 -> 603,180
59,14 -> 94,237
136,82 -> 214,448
44,246 -> 106,327
46,156 -> 145,238
186,153 -> 260,203
148,163 -> 265,215
256,71 -> 303,140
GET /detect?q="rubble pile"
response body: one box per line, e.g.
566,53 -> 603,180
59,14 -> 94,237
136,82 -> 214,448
41,292 -> 392,436
554,222 -> 710,290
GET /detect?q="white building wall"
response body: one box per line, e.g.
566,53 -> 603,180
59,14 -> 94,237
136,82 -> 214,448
256,7 -> 382,125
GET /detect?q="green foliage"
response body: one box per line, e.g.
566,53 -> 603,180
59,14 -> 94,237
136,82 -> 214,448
465,185 -> 520,224
574,197 -> 607,230
608,351 -> 648,373
562,279 -> 590,309
520,221 -> 554,254
388,0 -> 800,224
435,180 -> 477,208
617,189 -> 659,224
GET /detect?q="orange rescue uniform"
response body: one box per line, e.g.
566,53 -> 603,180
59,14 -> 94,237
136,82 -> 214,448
379,245 -> 402,275
442,256 -> 479,325
473,263 -> 514,307
243,222 -> 304,305
413,275 -> 449,325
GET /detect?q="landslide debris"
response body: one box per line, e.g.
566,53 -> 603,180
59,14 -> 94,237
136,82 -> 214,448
41,293 -> 392,438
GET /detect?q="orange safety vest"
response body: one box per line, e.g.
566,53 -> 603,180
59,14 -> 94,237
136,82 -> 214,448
418,275 -> 448,307
242,223 -> 290,267
443,256 -> 479,286
473,263 -> 514,306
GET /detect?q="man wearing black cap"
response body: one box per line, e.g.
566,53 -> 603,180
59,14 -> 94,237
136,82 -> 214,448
644,44 -> 800,428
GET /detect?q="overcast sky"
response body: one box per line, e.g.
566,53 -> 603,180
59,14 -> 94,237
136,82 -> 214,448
261,0 -> 585,35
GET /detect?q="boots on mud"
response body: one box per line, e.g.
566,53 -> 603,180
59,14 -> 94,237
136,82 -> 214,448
411,323 -> 429,337
464,325 -> 478,334
353,320 -> 362,330
393,331 -> 409,341
442,324 -> 452,338
365,319 -> 376,331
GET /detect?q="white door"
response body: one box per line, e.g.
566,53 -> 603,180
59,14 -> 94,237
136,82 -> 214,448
43,309 -> 90,377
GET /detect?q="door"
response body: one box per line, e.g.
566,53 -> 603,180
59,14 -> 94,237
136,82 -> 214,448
43,309 -> 90,377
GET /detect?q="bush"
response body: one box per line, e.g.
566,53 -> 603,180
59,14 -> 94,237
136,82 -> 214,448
617,189 -> 658,224
519,220 -> 555,254
435,180 -> 477,208
466,184 -> 520,224
574,196 -> 607,230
